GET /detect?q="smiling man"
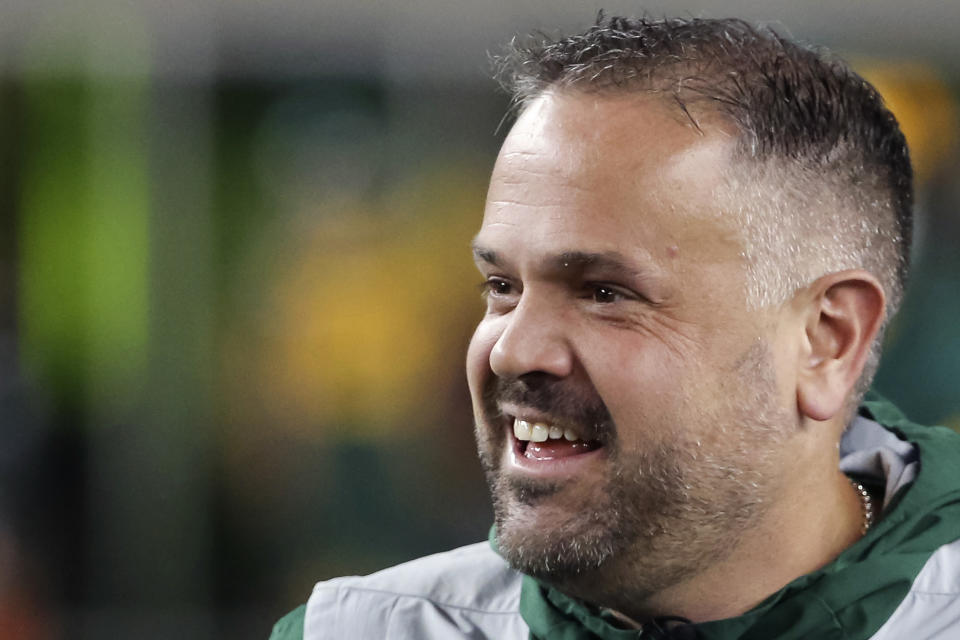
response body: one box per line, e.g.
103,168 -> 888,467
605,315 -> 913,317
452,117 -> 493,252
271,15 -> 960,640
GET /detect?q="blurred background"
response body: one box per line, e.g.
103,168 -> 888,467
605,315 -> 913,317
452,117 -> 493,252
0,1 -> 957,638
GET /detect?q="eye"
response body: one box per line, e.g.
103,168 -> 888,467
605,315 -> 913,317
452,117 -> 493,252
479,277 -> 520,313
589,284 -> 626,304
481,277 -> 514,297
592,285 -> 618,303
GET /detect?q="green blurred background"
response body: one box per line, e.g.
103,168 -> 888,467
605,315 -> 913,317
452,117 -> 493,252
0,1 -> 957,639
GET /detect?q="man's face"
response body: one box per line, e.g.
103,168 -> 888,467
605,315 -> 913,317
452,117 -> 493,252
467,92 -> 799,596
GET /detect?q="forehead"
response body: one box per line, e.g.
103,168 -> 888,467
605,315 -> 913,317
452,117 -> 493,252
480,92 -> 743,268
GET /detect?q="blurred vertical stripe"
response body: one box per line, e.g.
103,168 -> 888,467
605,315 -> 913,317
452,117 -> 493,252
19,75 -> 150,408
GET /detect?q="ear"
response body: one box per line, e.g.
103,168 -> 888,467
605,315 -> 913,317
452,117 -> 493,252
796,270 -> 886,422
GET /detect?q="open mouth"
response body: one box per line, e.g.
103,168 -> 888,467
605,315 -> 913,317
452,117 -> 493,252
511,416 -> 602,461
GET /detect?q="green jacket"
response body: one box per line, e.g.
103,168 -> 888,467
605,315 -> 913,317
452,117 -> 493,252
271,397 -> 960,639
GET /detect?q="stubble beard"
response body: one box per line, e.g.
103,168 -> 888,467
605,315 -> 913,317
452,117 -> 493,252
475,346 -> 790,606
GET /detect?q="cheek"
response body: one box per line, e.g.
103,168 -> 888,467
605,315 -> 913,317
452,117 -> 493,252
583,336 -> 702,437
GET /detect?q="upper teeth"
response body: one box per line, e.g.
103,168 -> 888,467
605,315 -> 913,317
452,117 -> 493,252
514,418 -> 582,443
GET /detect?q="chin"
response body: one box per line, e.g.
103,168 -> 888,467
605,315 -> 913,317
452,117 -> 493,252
490,473 -> 621,580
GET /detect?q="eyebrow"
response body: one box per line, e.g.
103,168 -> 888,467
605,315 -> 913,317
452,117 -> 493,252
551,251 -> 639,275
472,242 -> 648,278
471,242 -> 500,266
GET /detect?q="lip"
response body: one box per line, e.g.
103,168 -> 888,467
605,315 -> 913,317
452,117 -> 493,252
503,423 -> 607,479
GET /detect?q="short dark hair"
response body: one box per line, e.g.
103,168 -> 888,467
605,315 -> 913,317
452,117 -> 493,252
493,14 -> 914,396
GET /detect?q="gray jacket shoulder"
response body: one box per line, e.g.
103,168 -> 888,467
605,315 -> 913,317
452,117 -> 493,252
871,537 -> 960,639
303,542 -> 528,640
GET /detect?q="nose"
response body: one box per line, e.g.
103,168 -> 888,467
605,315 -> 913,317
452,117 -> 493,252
489,296 -> 574,380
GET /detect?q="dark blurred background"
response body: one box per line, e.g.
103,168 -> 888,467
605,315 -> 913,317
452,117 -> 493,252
0,1 -> 957,638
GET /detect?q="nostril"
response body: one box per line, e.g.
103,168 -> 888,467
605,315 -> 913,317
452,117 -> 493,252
517,371 -> 561,391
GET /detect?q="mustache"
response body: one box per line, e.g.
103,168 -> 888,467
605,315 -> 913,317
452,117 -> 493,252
483,375 -> 615,442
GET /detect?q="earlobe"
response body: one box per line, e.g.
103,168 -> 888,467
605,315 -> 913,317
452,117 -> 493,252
796,271 -> 886,422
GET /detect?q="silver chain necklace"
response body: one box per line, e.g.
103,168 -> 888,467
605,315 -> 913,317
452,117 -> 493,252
849,479 -> 874,535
